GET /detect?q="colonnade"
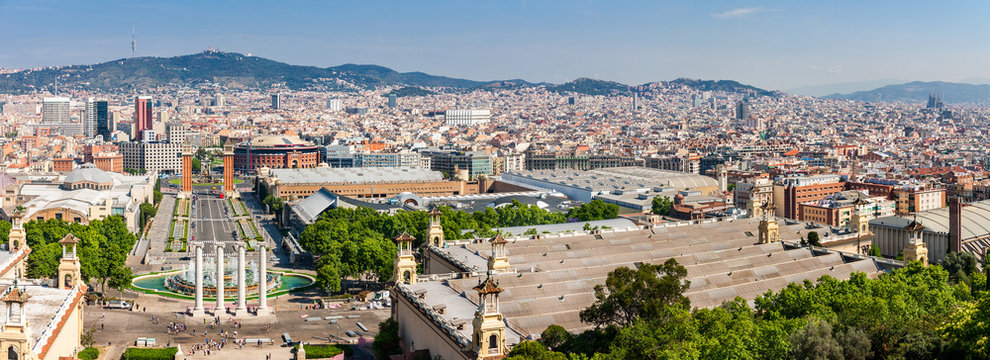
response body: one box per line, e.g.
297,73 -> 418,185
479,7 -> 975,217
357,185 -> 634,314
190,242 -> 270,317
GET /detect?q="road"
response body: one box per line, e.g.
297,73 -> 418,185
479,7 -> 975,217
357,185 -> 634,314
190,193 -> 239,253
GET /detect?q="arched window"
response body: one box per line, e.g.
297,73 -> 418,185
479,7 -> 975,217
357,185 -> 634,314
8,345 -> 18,360
488,334 -> 499,352
64,274 -> 73,289
433,237 -> 440,246
402,271 -> 411,283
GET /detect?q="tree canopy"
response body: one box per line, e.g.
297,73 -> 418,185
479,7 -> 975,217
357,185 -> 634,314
506,259 -> 989,360
23,217 -> 135,291
651,195 -> 673,216
579,259 -> 690,328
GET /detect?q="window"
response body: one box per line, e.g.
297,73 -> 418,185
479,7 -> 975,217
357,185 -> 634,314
488,335 -> 499,352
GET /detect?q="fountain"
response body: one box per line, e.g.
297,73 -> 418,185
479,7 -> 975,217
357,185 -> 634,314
163,258 -> 280,297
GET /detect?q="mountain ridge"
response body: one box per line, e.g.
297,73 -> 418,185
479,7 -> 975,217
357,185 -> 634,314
825,81 -> 990,104
0,51 -> 773,96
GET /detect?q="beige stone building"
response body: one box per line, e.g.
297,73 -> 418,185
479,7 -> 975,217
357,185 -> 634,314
259,167 -> 488,202
392,215 -> 896,359
0,219 -> 86,360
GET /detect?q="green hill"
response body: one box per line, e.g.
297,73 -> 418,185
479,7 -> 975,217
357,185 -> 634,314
548,77 -> 628,96
0,51 -> 528,93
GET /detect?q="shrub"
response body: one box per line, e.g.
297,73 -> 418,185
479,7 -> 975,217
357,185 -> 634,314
303,344 -> 344,359
78,347 -> 99,360
120,347 -> 177,360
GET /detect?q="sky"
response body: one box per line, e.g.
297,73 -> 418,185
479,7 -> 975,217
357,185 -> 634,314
1,0 -> 989,91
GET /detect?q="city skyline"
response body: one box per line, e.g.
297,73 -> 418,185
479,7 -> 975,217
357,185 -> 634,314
2,0 -> 989,91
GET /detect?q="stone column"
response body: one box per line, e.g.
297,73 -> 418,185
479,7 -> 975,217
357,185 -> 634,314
223,148 -> 235,197
257,244 -> 270,316
191,243 -> 205,317
181,151 -> 193,196
234,244 -> 249,316
215,244 -> 225,315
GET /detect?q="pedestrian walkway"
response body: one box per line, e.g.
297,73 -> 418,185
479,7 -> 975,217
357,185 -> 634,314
141,194 -> 176,266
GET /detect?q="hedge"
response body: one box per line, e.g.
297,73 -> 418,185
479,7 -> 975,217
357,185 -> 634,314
78,347 -> 99,360
120,347 -> 177,360
303,344 -> 344,359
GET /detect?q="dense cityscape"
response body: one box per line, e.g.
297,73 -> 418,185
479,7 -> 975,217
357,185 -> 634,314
0,1 -> 989,360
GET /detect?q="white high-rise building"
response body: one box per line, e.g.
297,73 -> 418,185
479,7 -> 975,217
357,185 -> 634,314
84,98 -> 98,137
444,109 -> 491,126
214,93 -> 226,107
327,98 -> 342,112
42,97 -> 71,124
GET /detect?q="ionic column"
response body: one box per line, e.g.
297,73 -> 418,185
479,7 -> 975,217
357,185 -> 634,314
215,244 -> 225,315
234,244 -> 248,316
191,243 -> 205,317
257,244 -> 270,316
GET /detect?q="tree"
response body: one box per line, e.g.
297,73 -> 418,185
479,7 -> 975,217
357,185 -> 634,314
0,220 -> 10,245
835,327 -> 872,360
23,217 -> 136,289
107,266 -> 134,291
153,179 -> 163,205
139,202 -> 157,232
579,259 -> 690,328
315,257 -> 343,293
566,200 -> 618,222
868,245 -> 881,257
651,196 -> 673,216
940,251 -> 979,283
506,341 -> 571,360
372,318 -> 402,358
191,157 -> 202,174
262,195 -> 284,214
789,321 -> 843,360
80,325 -> 98,347
540,325 -> 571,351
806,231 -> 821,247
939,294 -> 990,357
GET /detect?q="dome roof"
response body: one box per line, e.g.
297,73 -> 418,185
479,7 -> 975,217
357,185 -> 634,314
63,163 -> 113,185
243,135 -> 312,147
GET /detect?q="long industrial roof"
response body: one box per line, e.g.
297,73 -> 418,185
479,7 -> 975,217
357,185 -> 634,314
270,167 -> 443,185
870,199 -> 990,241
291,188 -> 338,225
405,216 -> 885,341
507,166 -> 718,191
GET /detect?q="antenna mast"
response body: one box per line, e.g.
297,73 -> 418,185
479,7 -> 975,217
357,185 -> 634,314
131,25 -> 136,57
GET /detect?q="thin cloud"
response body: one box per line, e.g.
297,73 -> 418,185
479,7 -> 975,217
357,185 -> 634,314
711,7 -> 768,19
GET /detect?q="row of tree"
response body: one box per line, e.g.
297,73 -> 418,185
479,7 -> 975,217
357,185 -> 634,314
22,217 -> 136,292
507,255 -> 990,360
299,200 -> 620,292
